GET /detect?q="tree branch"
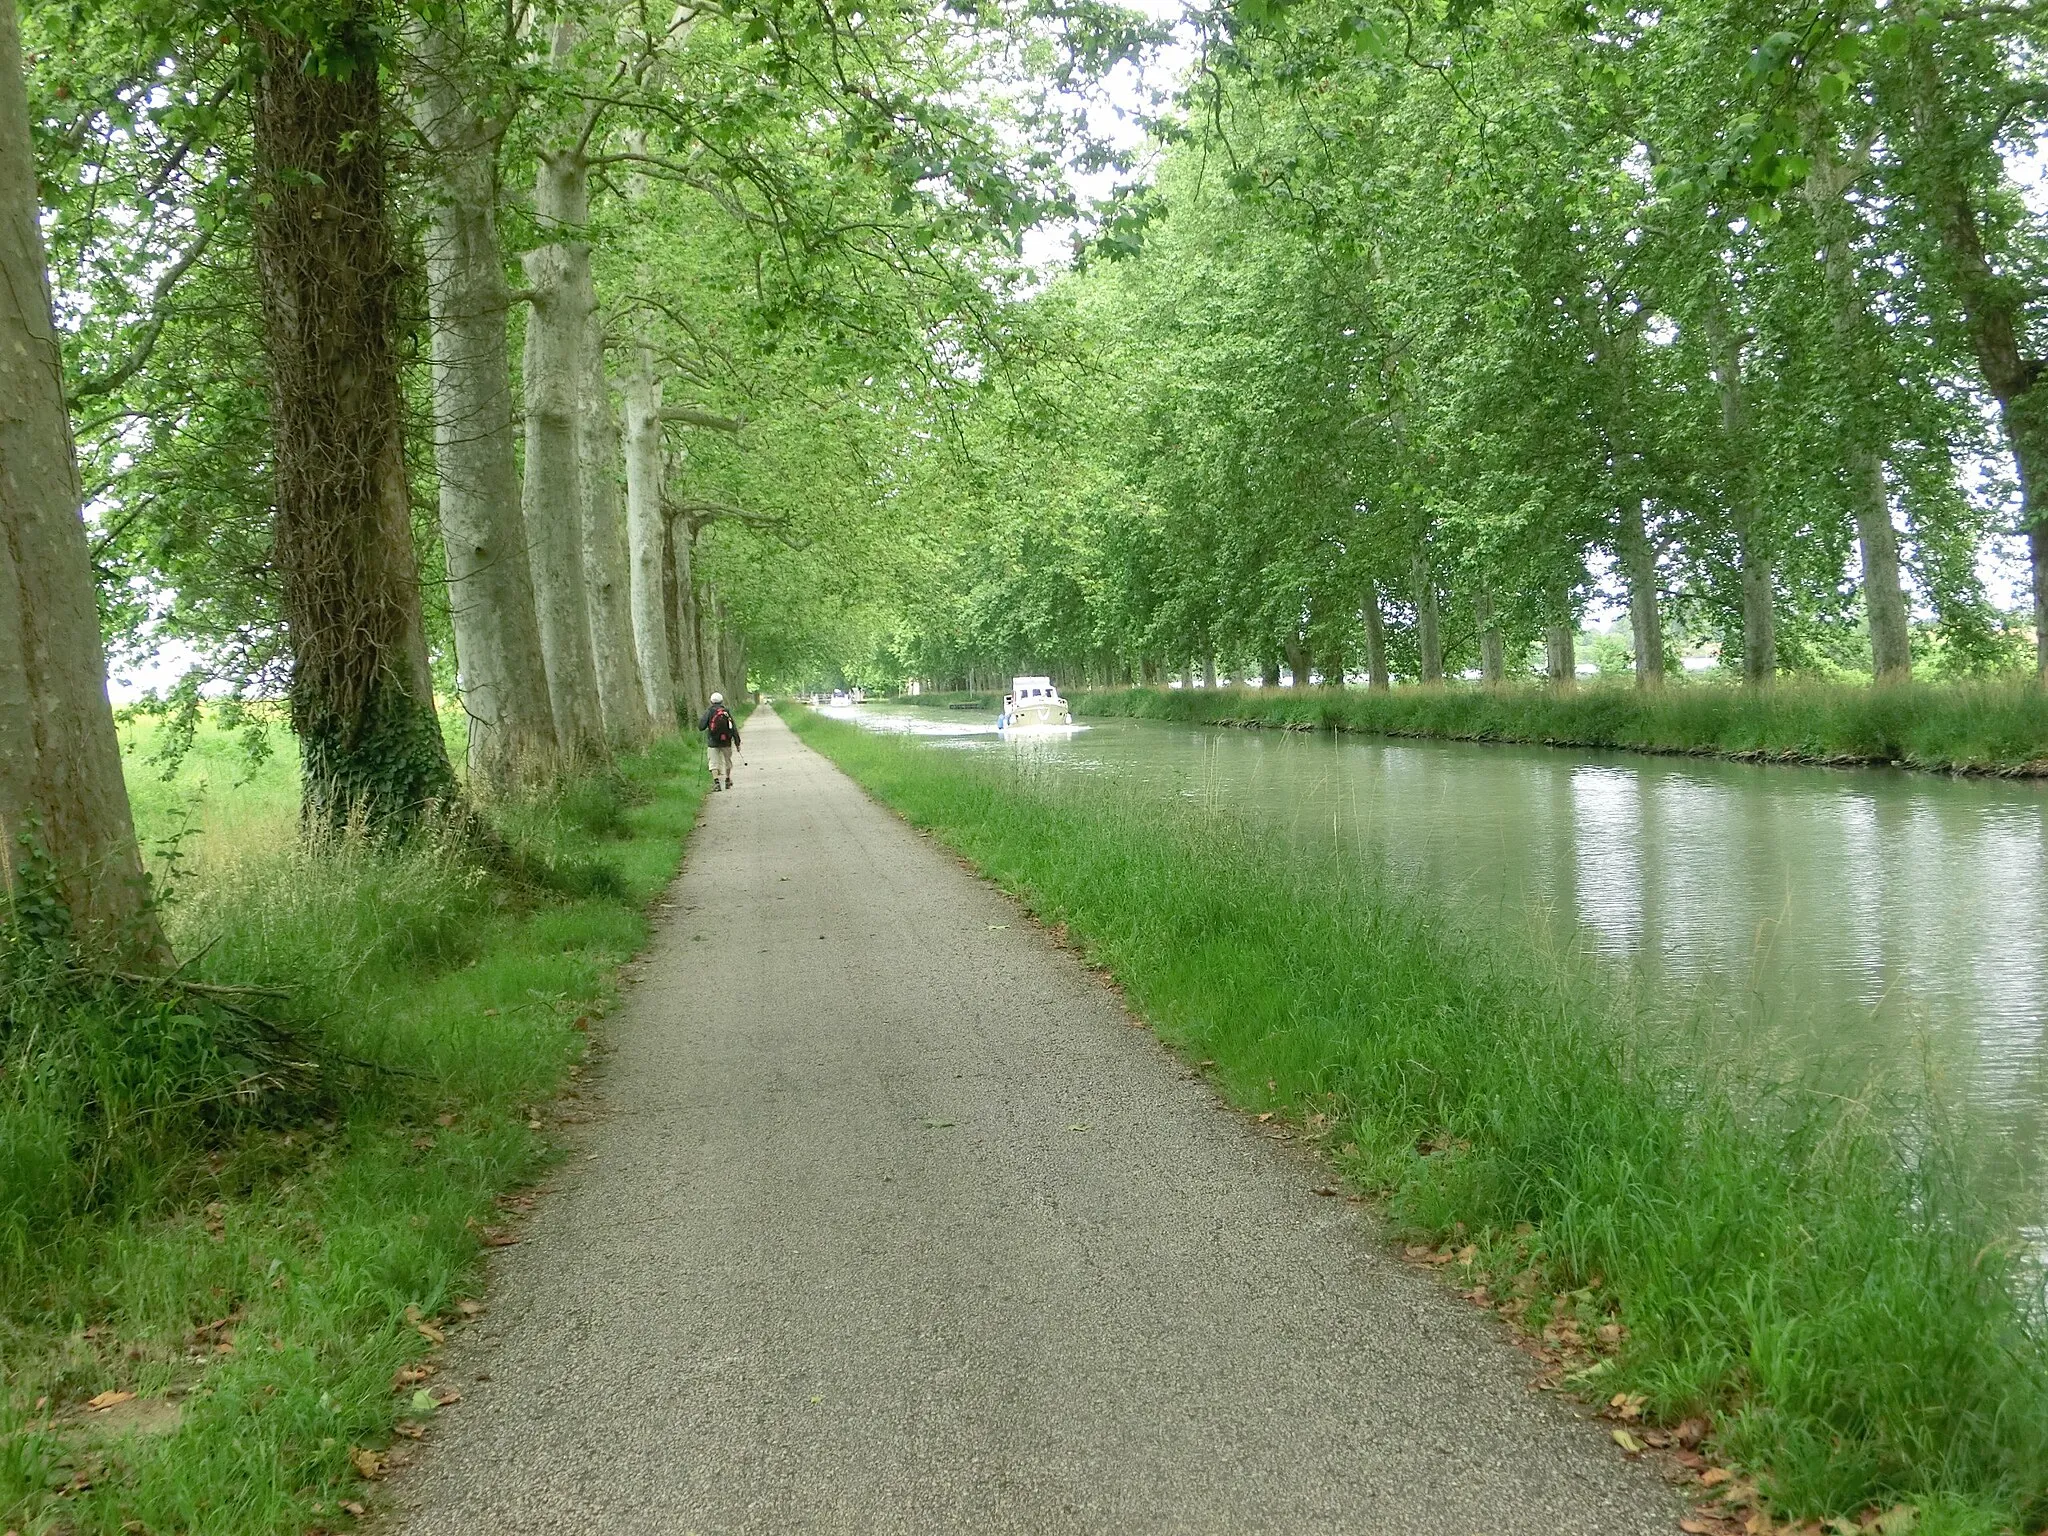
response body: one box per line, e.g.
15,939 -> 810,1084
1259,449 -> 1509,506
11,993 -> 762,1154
69,221 -> 218,402
660,405 -> 746,433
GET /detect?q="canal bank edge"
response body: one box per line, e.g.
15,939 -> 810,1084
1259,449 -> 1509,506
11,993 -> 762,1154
784,702 -> 2048,1536
907,684 -> 2048,778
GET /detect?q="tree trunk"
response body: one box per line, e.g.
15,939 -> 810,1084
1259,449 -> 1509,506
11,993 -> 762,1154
1361,587 -> 1390,690
1616,500 -> 1664,689
1202,654 -> 1216,688
249,7 -> 456,830
520,42 -> 605,760
1810,148 -> 1912,684
408,18 -> 556,785
1545,624 -> 1576,688
1903,63 -> 2046,681
1281,633 -> 1310,687
1848,444 -> 1913,682
1705,301 -> 1776,684
578,312 -> 646,745
2036,524 -> 2048,685
1411,551 -> 1443,685
669,524 -> 707,721
0,0 -> 164,960
1476,588 -> 1506,683
621,346 -> 673,733
1260,654 -> 1281,687
721,606 -> 746,701
701,580 -> 724,702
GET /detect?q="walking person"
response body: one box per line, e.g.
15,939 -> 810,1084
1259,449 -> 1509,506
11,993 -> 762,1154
700,692 -> 740,790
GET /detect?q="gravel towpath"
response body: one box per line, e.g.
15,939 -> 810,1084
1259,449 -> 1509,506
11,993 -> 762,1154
392,705 -> 1678,1535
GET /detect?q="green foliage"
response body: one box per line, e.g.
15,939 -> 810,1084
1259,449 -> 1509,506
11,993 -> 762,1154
1080,680 -> 2048,774
788,705 -> 2048,1529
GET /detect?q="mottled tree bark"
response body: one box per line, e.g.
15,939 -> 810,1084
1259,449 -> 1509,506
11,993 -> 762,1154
1545,624 -> 1576,689
622,346 -> 674,732
1411,551 -> 1444,685
249,6 -> 456,828
0,0 -> 164,958
520,24 -> 605,759
669,525 -> 707,721
1616,500 -> 1665,689
1281,633 -> 1310,688
408,16 -> 556,783
1476,588 -> 1506,683
1810,148 -> 1913,683
578,314 -> 646,746
1361,587 -> 1390,690
1705,303 -> 1776,683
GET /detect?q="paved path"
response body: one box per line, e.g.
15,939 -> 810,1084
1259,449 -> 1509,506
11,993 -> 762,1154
393,707 -> 1677,1535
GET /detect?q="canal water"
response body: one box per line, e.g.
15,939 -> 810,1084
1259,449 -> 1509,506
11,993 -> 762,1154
823,700 -> 2048,1216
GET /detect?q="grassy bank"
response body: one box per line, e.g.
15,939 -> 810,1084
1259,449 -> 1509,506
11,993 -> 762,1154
785,704 -> 2048,1534
3,722 -> 709,1535
1077,682 -> 2048,775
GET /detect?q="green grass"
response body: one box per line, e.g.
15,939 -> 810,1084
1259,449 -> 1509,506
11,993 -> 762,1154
2,722 -> 710,1535
1076,681 -> 2048,775
785,703 -> 2048,1534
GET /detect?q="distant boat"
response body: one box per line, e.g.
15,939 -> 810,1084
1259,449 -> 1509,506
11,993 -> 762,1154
997,676 -> 1073,732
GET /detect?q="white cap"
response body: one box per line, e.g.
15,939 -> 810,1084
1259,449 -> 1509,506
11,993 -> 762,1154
710,691 -> 723,703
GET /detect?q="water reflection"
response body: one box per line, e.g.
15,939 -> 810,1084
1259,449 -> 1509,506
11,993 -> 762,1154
823,700 -> 2048,1208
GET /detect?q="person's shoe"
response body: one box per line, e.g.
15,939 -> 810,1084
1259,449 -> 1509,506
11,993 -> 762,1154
711,779 -> 721,791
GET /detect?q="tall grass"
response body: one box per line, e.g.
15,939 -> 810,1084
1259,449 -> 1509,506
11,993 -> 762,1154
1079,681 -> 2048,775
787,705 -> 2048,1533
2,730 -> 708,1535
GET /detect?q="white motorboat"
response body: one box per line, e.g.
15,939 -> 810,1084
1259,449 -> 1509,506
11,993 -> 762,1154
997,676 -> 1073,732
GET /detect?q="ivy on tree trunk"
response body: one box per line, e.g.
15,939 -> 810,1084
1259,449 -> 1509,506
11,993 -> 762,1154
248,5 -> 455,831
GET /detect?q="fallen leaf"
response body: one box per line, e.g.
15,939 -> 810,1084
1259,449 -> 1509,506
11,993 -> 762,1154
1675,1417 -> 1709,1449
392,1364 -> 435,1388
1701,1467 -> 1734,1487
1313,1186 -> 1339,1197
1067,1124 -> 1089,1132
436,1113 -> 458,1127
1612,1428 -> 1644,1454
428,1385 -> 462,1406
414,1321 -> 445,1345
411,1135 -> 435,1150
348,1447 -> 385,1480
1680,1520 -> 1715,1534
922,1119 -> 954,1129
1871,1507 -> 1918,1534
392,1421 -> 427,1438
1255,1112 -> 1274,1124
85,1390 -> 135,1412
478,1227 -> 518,1248
455,1298 -> 483,1317
339,1500 -> 366,1517
1744,1513 -> 1774,1536
408,1389 -> 438,1415
1456,1244 -> 1479,1263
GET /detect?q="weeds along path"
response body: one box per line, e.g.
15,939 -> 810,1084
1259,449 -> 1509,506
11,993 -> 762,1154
390,707 -> 1676,1535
